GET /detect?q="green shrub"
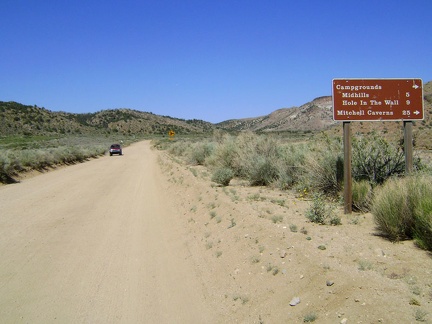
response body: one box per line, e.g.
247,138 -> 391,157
329,214 -> 342,225
274,144 -> 306,190
206,135 -> 238,171
230,133 -> 281,185
301,137 -> 343,197
412,180 -> 432,250
271,215 -> 284,223
0,160 -> 13,183
303,312 -> 317,322
352,134 -> 422,185
352,180 -> 373,212
306,155 -> 341,196
166,141 -> 190,157
247,136 -> 279,182
358,259 -> 373,271
372,177 -> 413,241
188,142 -> 214,165
306,193 -> 338,225
246,156 -> 279,186
414,309 -> 428,322
372,174 -> 432,249
211,167 -> 234,186
306,194 -> 327,224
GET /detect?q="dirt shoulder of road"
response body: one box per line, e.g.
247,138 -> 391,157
156,147 -> 432,323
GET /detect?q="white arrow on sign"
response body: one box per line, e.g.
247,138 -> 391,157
413,84 -> 419,89
414,110 -> 420,115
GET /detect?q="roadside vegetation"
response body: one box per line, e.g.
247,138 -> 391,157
0,135 -> 137,183
372,174 -> 432,250
154,130 -> 432,251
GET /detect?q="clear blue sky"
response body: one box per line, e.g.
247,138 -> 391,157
1,1 -> 431,123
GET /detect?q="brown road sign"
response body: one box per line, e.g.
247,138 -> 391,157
332,78 -> 423,121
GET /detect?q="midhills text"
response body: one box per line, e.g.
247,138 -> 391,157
336,83 -> 382,101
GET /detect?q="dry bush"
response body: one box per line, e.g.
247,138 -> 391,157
188,142 -> 215,165
372,177 -> 413,241
305,193 -> 340,225
205,134 -> 239,171
211,167 -> 234,186
166,141 -> 190,158
352,134 -> 422,185
372,174 -> 432,250
299,140 -> 339,192
352,180 -> 373,212
273,144 -> 307,190
206,132 -> 282,186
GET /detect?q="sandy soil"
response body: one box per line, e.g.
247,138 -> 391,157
1,140 -> 431,323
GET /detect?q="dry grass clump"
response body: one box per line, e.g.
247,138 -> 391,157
352,180 -> 373,212
372,174 -> 432,250
303,312 -> 317,322
211,167 -> 234,186
188,142 -> 215,165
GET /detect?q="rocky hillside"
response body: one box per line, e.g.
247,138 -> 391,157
216,96 -> 335,132
218,80 -> 432,133
217,80 -> 432,148
0,102 -> 214,136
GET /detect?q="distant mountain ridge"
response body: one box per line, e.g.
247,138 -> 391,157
0,102 -> 214,136
1,80 -> 431,138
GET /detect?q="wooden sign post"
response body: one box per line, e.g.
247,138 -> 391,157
343,122 -> 352,214
332,78 -> 423,213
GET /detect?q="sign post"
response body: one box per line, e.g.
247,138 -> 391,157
332,78 -> 423,213
343,122 -> 352,214
404,121 -> 413,173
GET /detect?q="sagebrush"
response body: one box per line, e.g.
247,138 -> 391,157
372,174 -> 432,250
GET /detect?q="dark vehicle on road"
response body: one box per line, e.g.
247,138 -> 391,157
109,144 -> 122,156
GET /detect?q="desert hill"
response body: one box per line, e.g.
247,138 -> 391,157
1,80 -> 431,145
0,102 -> 214,136
216,96 -> 335,132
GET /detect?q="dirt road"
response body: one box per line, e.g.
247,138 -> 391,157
0,141 -> 214,323
2,140 -> 432,323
